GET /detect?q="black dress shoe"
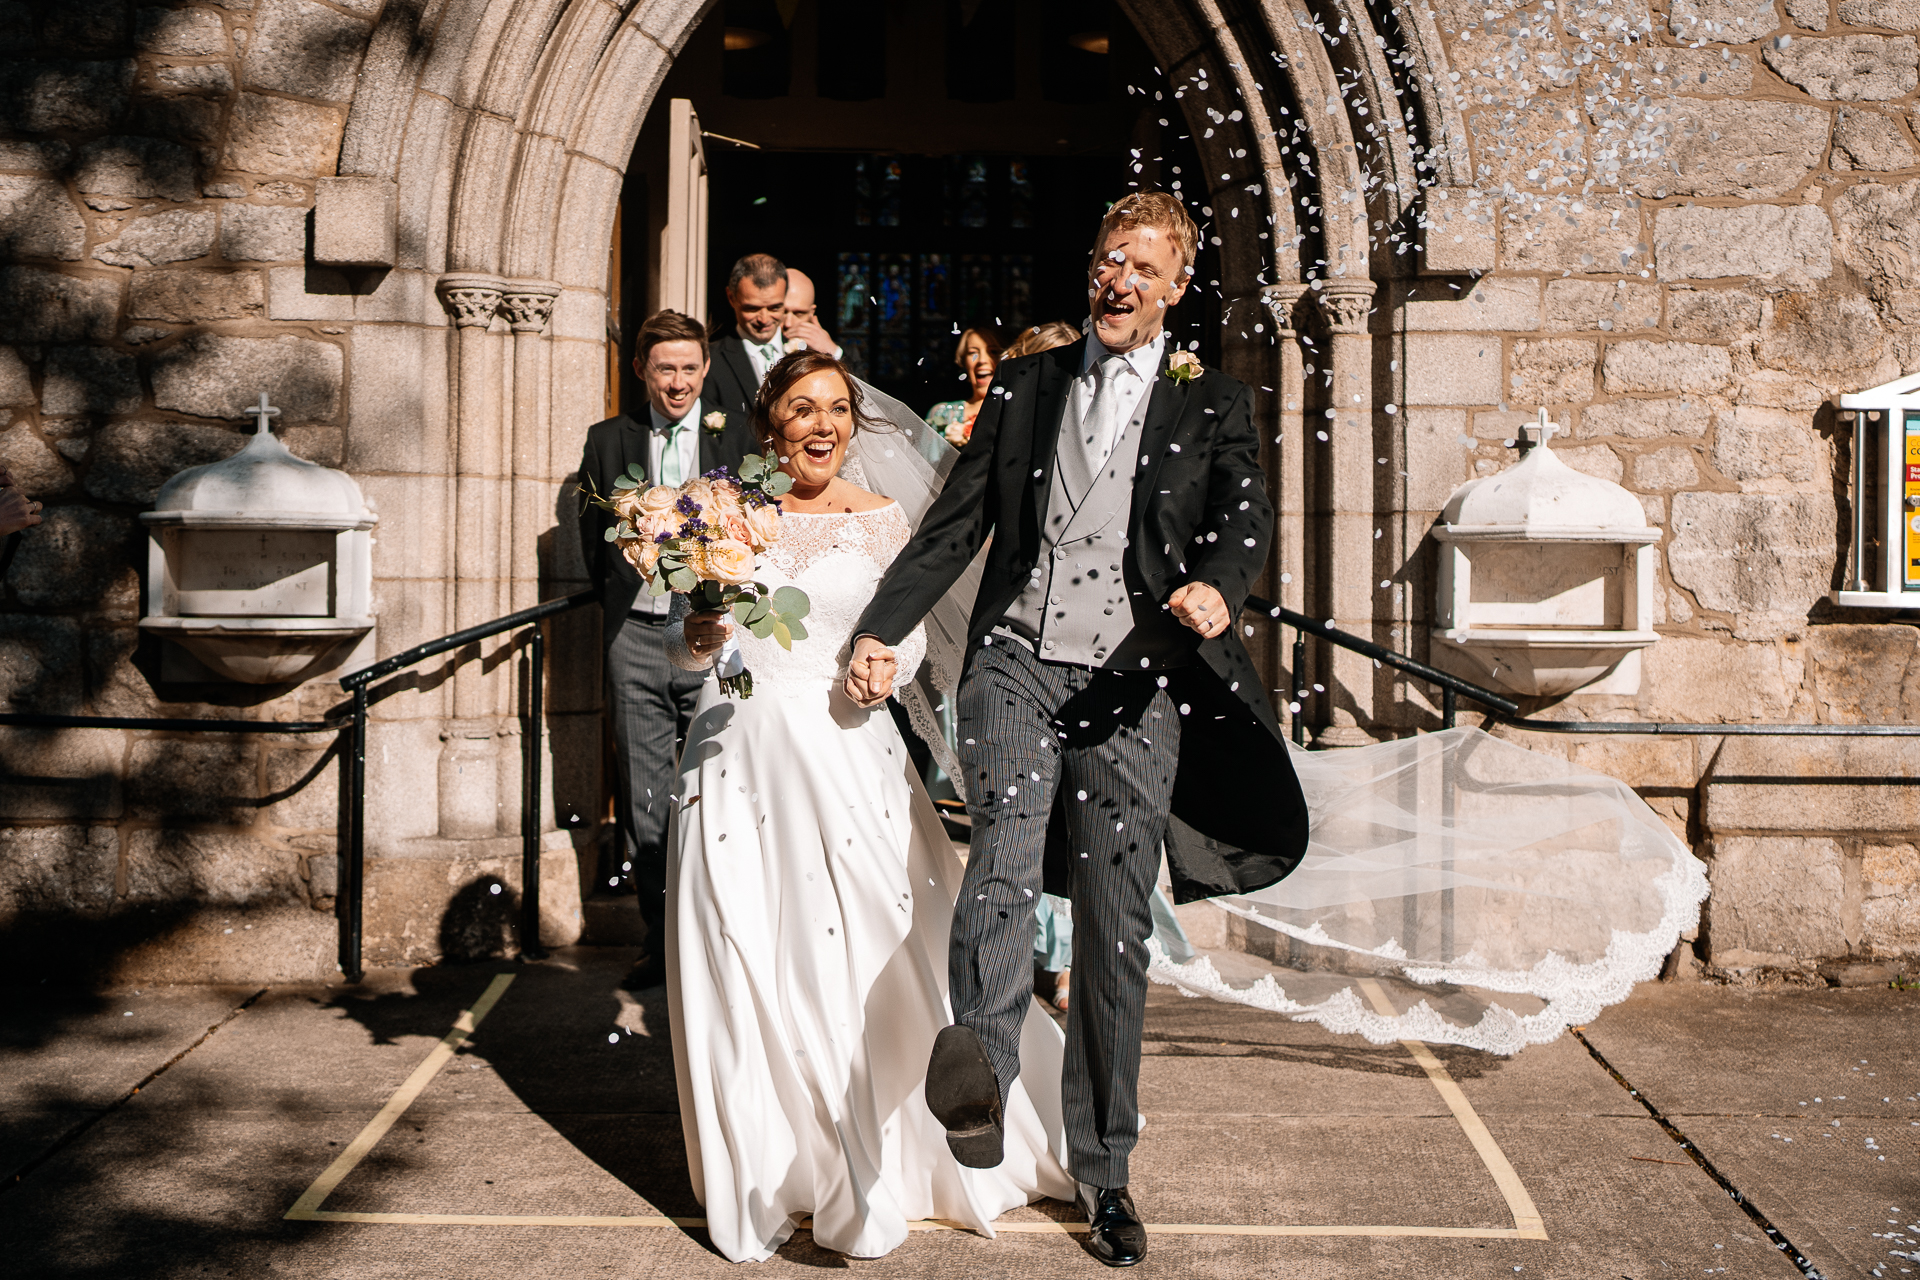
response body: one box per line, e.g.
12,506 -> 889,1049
1076,1182 -> 1147,1267
925,1024 -> 1004,1168
620,953 -> 666,991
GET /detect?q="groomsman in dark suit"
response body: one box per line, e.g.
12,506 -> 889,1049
703,252 -> 790,421
845,193 -> 1310,1266
578,309 -> 759,990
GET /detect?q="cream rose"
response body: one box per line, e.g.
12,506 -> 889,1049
636,485 -> 679,519
697,538 -> 755,585
746,503 -> 782,548
636,514 -> 676,544
622,538 -> 663,580
681,478 -> 716,512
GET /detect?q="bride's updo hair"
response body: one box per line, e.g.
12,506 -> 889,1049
752,349 -> 890,447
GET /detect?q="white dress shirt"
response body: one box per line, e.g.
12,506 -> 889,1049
740,327 -> 787,384
1068,330 -> 1166,467
631,397 -> 703,617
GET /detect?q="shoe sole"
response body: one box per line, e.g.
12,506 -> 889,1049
926,1025 -> 1004,1169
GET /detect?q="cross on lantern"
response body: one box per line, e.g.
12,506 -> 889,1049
1525,407 -> 1560,447
250,391 -> 281,436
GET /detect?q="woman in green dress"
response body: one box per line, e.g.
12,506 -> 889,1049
925,326 -> 1002,447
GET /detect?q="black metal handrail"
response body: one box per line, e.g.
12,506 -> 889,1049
1247,594 -> 1920,740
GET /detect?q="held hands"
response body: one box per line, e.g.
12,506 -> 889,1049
845,634 -> 897,708
1168,582 -> 1230,639
686,609 -> 733,662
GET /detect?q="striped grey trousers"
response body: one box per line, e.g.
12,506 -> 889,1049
607,612 -> 707,948
950,638 -> 1180,1189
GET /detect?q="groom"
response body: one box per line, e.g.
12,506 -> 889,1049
846,192 -> 1310,1266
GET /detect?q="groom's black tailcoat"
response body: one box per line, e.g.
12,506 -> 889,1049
853,336 -> 1310,903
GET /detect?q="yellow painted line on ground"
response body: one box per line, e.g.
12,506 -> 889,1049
1357,977 -> 1549,1241
285,969 -> 1544,1242
285,973 -> 517,1223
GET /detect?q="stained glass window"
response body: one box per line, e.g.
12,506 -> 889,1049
1009,160 -> 1033,229
836,252 -> 870,375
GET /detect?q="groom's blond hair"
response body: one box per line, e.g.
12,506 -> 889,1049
1092,192 -> 1199,273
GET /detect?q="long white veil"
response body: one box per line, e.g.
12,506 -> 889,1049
845,379 -> 1709,1056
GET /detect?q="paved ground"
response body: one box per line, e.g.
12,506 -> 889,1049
1,949 -> 1913,1279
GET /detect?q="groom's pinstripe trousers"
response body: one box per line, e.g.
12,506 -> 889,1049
949,638 -> 1180,1189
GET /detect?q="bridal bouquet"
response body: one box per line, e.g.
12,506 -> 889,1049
585,449 -> 810,698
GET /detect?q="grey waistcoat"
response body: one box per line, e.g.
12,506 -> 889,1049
998,384 -> 1194,670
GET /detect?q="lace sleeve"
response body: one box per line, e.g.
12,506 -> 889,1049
664,594 -> 713,672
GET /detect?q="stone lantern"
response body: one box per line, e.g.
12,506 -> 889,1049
1432,414 -> 1660,697
1833,371 -> 1920,609
140,393 -> 378,684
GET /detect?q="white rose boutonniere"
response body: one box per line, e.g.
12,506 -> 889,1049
1166,350 -> 1202,384
702,410 -> 727,435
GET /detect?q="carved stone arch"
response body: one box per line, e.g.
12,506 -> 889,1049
1311,0 -> 1422,223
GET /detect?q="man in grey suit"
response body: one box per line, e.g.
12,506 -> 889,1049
579,310 -> 759,990
845,193 -> 1309,1266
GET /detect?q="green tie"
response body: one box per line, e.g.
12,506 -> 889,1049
658,421 -> 685,487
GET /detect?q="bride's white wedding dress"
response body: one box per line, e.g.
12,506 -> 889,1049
663,501 -> 1076,1264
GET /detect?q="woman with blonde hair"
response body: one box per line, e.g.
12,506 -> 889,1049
999,319 -> 1081,362
925,325 -> 1002,446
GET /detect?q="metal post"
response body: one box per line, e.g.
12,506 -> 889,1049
341,685 -> 368,983
1291,629 -> 1308,748
1443,686 -> 1456,730
520,624 -> 546,960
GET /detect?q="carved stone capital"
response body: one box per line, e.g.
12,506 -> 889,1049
1314,281 -> 1377,335
1261,283 -> 1309,334
499,279 -> 561,334
436,273 -> 507,328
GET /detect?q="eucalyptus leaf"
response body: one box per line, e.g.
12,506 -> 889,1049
771,585 -> 811,619
746,594 -> 773,624
667,567 -> 697,592
749,616 -> 777,639
731,599 -> 756,624
603,526 -> 620,542
772,620 -> 793,651
765,473 -> 794,496
784,616 -> 808,643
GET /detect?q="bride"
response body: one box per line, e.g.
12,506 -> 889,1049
662,350 -> 1076,1263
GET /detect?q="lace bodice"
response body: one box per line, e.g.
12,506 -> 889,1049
667,503 -> 926,695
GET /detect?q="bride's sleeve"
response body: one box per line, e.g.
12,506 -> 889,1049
663,593 -> 713,671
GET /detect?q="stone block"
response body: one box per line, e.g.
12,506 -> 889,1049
1834,177 -> 1920,297
153,62 -> 235,97
92,208 -> 216,269
1503,196 -> 1646,275
152,333 -> 342,423
1602,341 -> 1733,394
0,141 -> 72,172
1556,443 -> 1624,482
8,505 -> 136,610
1734,370 -> 1826,411
312,175 -> 396,268
1862,842 -> 1920,952
85,420 -> 245,503
1401,333 -> 1502,405
0,728 -> 124,820
103,902 -> 340,985
1668,491 -> 1837,636
1832,106 -> 1920,171
0,614 -> 83,714
1404,408 -> 1471,511
1764,33 -> 1919,99
123,827 -> 304,905
126,738 -> 260,825
0,346 -> 31,405
1654,204 -> 1832,283
1807,623 -> 1920,723
242,0 -> 371,101
135,6 -> 228,55
0,268 -> 120,344
1705,837 -> 1847,965
1669,0 -> 1779,38
129,266 -> 264,322
222,93 -> 345,178
220,202 -> 307,261
0,176 -> 86,261
1640,635 -> 1796,721
1632,445 -> 1702,490
0,825 -> 119,918
1508,338 -> 1597,405
1544,279 -> 1662,333
74,135 -> 197,202
1705,737 -> 1920,835
1667,289 -> 1762,344
1839,0 -> 1920,24
266,265 -> 354,321
4,59 -> 134,133
1786,0 -> 1829,23
1660,47 -> 1757,93
44,345 -> 141,416
264,745 -> 338,830
1637,101 -> 1829,199
1420,186 -> 1497,274
1757,290 -> 1883,374
1708,406 -> 1823,488
346,326 -> 446,473
1399,276 -> 1540,332
0,426 -> 76,498
1567,736 -> 1699,789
